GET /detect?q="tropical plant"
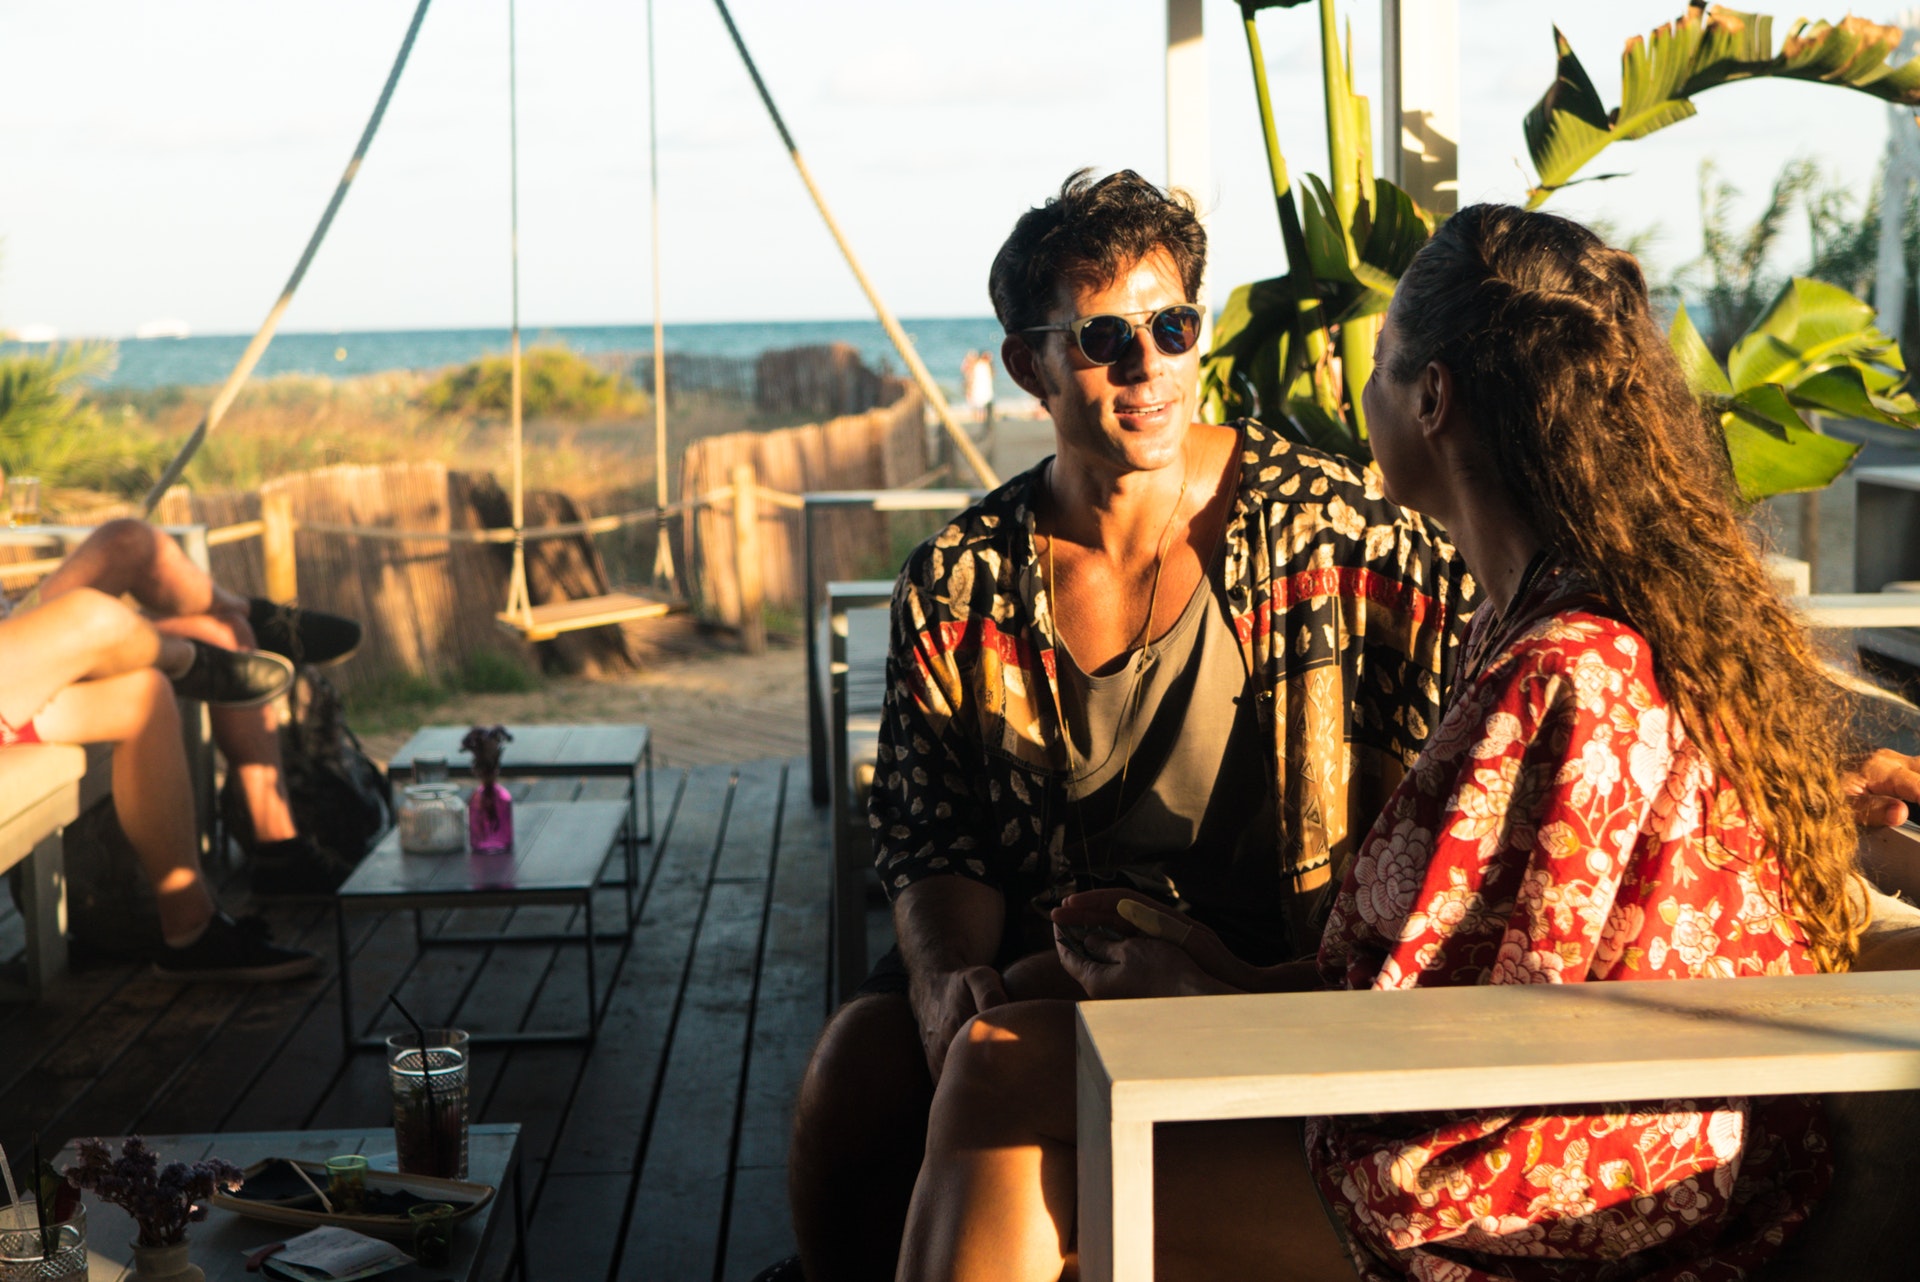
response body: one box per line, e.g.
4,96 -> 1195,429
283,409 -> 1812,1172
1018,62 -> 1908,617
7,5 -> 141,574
0,342 -> 169,494
1197,0 -> 1433,460
1672,277 -> 1919,498
1524,6 -> 1920,208
419,345 -> 647,420
1683,158 -> 1819,357
1203,1 -> 1920,498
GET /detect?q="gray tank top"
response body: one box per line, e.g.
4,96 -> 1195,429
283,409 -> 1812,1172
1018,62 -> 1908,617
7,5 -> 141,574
1055,569 -> 1286,964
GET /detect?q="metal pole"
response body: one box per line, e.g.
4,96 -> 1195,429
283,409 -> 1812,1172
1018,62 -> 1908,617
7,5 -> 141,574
141,0 -> 434,513
711,0 -> 998,489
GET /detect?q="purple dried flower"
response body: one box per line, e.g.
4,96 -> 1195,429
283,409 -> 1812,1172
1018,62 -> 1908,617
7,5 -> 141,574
64,1137 -> 243,1246
460,724 -> 513,785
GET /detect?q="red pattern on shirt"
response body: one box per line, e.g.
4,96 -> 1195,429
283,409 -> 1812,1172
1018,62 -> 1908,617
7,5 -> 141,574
1308,600 -> 1830,1282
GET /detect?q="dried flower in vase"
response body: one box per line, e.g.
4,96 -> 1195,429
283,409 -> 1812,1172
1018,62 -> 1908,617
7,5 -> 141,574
64,1137 -> 243,1247
459,725 -> 513,787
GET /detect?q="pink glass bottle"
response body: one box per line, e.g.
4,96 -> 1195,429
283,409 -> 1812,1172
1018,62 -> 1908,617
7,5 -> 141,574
468,782 -> 514,853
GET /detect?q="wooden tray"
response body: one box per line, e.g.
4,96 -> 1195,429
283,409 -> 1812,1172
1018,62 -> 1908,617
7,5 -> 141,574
209,1158 -> 494,1237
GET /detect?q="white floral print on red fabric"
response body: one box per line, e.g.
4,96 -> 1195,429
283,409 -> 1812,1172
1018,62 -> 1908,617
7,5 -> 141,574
1308,590 -> 1830,1282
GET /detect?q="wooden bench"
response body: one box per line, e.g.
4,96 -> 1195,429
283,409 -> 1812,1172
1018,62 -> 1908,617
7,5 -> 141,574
824,579 -> 893,1006
0,743 -> 90,996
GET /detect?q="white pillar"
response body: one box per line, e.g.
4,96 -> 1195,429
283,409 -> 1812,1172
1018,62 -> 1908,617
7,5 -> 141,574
1381,0 -> 1459,215
1876,16 -> 1920,348
1167,0 -> 1211,329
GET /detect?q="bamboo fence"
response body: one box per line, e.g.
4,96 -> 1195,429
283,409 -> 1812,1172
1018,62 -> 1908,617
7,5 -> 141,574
681,382 -> 927,628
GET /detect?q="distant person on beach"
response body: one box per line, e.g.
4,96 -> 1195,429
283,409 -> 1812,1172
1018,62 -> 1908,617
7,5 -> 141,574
0,519 -> 361,979
961,350 -> 995,428
765,170 -> 1920,1282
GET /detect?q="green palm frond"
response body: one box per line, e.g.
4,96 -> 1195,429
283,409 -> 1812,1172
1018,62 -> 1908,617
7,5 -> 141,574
1527,7 -> 1920,207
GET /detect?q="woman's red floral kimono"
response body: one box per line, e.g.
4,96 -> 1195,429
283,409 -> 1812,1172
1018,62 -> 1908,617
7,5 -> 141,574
1307,572 -> 1831,1282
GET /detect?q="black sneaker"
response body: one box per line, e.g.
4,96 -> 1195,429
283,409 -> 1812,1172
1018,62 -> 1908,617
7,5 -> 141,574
250,833 -> 356,896
153,912 -> 320,982
171,641 -> 294,708
248,599 -> 362,668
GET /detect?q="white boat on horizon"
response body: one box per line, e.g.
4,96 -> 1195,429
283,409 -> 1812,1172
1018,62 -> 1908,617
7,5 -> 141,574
135,317 -> 192,340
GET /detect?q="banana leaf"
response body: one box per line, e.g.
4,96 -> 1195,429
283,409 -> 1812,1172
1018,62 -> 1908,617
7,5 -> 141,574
1527,8 -> 1920,207
1669,289 -> 1920,497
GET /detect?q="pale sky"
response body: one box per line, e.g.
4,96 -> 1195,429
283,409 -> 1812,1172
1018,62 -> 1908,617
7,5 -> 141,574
0,0 -> 1903,337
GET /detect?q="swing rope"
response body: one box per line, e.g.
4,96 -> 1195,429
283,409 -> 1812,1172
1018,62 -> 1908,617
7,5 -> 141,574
647,0 -> 679,594
140,0 -> 434,515
502,0 -> 532,628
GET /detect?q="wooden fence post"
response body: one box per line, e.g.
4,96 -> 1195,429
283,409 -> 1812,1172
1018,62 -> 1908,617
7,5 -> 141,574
262,490 -> 298,604
732,462 -> 767,654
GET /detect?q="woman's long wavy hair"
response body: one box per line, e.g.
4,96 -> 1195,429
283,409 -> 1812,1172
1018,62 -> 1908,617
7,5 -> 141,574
1388,203 -> 1863,971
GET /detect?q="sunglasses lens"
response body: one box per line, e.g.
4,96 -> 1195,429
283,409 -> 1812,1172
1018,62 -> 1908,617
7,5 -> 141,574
1151,306 -> 1202,356
1076,315 -> 1135,365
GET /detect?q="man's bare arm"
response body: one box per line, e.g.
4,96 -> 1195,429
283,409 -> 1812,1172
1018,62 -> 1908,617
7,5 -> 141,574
893,875 -> 1008,1082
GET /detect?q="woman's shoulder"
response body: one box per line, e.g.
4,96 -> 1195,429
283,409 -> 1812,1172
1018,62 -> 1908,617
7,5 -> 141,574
1486,602 -> 1670,723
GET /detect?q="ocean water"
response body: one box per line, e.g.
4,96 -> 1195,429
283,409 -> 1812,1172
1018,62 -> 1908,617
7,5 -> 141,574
1,317 -> 1021,399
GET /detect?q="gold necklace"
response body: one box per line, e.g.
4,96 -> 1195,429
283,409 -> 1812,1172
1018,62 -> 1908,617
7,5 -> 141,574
1043,446 -> 1195,874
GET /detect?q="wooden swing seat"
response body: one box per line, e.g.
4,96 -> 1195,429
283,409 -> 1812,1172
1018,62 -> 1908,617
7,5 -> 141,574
497,590 -> 685,642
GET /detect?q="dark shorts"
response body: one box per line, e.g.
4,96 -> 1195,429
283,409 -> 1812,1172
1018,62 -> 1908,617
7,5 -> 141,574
853,944 -> 912,998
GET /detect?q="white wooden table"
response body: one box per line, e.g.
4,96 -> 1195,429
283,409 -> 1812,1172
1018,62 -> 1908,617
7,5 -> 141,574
1075,970 -> 1920,1281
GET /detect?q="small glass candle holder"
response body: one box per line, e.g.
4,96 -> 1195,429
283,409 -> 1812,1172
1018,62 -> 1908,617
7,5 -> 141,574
412,754 -> 450,784
399,782 -> 466,854
324,1154 -> 369,1213
409,1202 -> 456,1268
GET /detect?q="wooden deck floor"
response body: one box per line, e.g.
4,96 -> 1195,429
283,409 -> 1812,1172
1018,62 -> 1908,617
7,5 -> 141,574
0,756 -> 846,1282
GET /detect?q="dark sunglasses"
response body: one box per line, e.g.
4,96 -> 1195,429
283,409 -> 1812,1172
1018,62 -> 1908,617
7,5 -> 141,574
1017,304 -> 1203,366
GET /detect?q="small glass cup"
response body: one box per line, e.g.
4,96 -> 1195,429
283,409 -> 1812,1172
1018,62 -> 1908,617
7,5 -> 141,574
0,1203 -> 86,1282
325,1154 -> 369,1213
6,478 -> 39,528
409,1202 -> 456,1268
412,755 -> 450,784
387,1028 -> 471,1180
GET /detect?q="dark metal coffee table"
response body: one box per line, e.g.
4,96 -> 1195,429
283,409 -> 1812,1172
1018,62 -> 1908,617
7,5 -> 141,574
336,798 -> 630,1049
388,723 -> 654,877
57,1125 -> 524,1282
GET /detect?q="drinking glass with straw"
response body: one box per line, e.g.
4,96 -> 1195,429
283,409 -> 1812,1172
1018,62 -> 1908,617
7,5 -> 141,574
385,996 -> 470,1180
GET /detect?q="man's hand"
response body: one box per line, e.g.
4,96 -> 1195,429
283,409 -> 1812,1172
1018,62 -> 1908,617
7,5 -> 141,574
1053,922 -> 1224,1000
1845,748 -> 1920,827
1053,889 -> 1263,991
908,965 -> 1008,1082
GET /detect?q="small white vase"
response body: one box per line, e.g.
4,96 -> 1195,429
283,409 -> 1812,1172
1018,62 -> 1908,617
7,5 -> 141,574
130,1240 -> 204,1282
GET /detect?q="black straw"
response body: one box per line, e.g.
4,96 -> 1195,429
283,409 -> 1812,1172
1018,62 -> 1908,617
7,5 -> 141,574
386,994 -> 439,1176
29,1133 -> 47,1260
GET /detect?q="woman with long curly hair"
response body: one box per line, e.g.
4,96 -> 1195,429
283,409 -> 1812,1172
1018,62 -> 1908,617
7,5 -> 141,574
893,204 -> 1873,1282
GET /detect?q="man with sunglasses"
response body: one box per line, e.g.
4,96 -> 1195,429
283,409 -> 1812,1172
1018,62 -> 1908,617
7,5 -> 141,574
774,168 -> 1473,1282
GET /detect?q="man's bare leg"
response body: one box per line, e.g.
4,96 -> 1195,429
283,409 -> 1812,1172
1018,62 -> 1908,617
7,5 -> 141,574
33,669 -> 213,944
153,614 -> 296,843
789,951 -> 1083,1281
39,518 -> 245,625
0,589 -> 193,730
40,519 -> 297,843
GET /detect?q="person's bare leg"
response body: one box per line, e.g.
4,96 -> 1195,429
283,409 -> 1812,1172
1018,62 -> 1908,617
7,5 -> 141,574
33,669 -> 214,944
791,993 -> 932,1282
897,1000 -> 1079,1282
153,613 -> 296,842
0,589 -> 193,729
38,518 -> 247,627
789,955 -> 1084,1282
897,1001 -> 1356,1282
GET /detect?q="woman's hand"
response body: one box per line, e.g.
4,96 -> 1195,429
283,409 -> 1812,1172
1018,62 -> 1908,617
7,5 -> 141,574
1846,748 -> 1920,827
1052,889 -> 1264,995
